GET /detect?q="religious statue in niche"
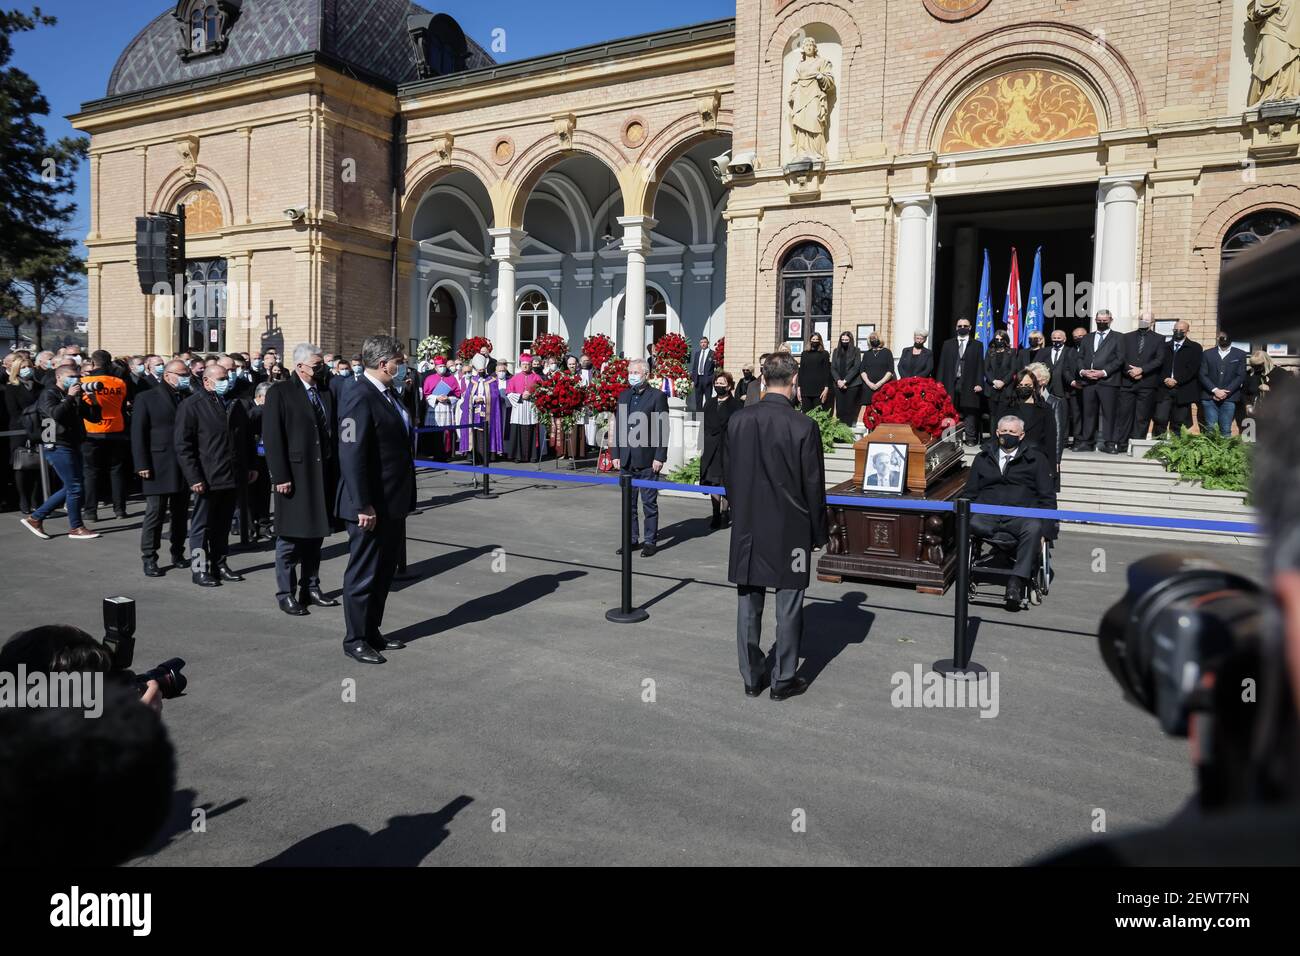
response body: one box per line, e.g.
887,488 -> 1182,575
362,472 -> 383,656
1248,0 -> 1300,105
787,36 -> 835,160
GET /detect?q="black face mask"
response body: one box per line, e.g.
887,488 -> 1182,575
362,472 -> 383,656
310,364 -> 327,386
994,339 -> 1007,350
1218,336 -> 1231,348
1096,323 -> 1111,333
715,385 -> 729,396
956,327 -> 971,337
1172,330 -> 1186,341
839,340 -> 851,348
1015,385 -> 1034,399
997,433 -> 1022,449
869,340 -> 880,349
809,341 -> 821,350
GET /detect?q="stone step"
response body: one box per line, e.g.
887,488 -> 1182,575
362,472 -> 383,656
1056,490 -> 1254,516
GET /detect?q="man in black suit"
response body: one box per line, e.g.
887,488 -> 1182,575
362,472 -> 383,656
1115,311 -> 1168,452
725,352 -> 828,701
690,337 -> 716,413
1198,333 -> 1248,437
1152,320 -> 1203,437
1034,329 -> 1077,403
936,317 -> 984,445
131,360 -> 192,577
174,365 -> 257,587
263,343 -> 341,617
1072,309 -> 1124,452
962,414 -> 1056,609
336,335 -> 416,664
612,358 -> 669,557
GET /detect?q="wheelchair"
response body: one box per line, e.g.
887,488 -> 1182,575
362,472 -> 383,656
967,528 -> 1053,608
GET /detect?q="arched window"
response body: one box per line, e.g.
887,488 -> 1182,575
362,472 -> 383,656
1221,210 -> 1299,263
205,5 -> 220,46
190,8 -> 205,51
428,286 -> 456,341
780,242 -> 833,351
185,259 -> 227,352
517,291 -> 550,354
645,288 -> 669,353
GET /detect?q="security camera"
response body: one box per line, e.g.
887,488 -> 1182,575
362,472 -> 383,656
710,150 -> 732,182
728,151 -> 757,176
284,207 -> 305,222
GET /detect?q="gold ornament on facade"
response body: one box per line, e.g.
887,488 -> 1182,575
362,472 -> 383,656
696,89 -> 721,131
939,68 -> 1099,152
922,0 -> 993,21
180,186 -> 223,233
430,132 -> 454,166
492,136 -> 515,165
175,135 -> 200,180
621,116 -> 648,149
553,112 -> 576,150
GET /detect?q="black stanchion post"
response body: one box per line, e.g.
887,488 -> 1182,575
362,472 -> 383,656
934,497 -> 985,679
605,473 -> 648,624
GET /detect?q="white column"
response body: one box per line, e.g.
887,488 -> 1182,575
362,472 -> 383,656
1093,176 -> 1143,332
489,227 -> 525,364
619,216 -> 657,359
892,195 -> 934,357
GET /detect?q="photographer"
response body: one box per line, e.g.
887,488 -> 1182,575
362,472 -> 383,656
18,362 -> 103,541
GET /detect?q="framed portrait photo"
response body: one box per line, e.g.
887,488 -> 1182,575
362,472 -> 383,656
856,323 -> 876,352
863,442 -> 907,494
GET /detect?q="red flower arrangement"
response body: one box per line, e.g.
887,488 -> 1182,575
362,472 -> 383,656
457,336 -> 493,361
650,358 -> 692,398
713,336 -> 725,370
531,332 -> 569,363
533,370 -> 588,429
654,332 -> 689,364
862,376 -> 958,440
587,358 -> 629,415
582,333 -> 615,369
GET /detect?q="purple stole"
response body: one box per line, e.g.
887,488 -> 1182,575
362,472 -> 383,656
457,376 -> 506,453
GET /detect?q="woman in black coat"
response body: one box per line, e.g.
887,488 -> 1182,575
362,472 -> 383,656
983,331 -> 1020,426
897,330 -> 934,379
796,333 -> 834,413
5,357 -> 43,514
1009,367 -> 1058,478
831,332 -> 862,425
701,371 -> 738,530
856,335 -> 896,407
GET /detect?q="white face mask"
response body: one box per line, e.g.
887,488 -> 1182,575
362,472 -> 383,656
627,373 -> 643,387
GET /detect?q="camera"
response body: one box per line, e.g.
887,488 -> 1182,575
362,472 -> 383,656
1099,555 -> 1295,809
102,596 -> 188,700
81,380 -> 103,393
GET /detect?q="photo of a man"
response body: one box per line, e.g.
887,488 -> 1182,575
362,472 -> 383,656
864,443 -> 906,493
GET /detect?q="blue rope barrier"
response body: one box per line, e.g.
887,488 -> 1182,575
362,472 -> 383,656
414,458 -> 621,485
969,501 -> 1260,535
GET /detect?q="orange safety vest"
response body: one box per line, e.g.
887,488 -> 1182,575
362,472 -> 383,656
81,373 -> 128,435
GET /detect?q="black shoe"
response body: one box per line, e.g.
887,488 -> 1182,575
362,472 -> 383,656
1114,445 -> 1129,455
744,674 -> 770,698
172,555 -> 189,570
1005,578 -> 1024,611
615,544 -> 640,555
192,570 -> 219,588
345,642 -> 386,664
640,543 -> 657,558
216,561 -> 244,582
709,515 -> 721,530
278,595 -> 308,616
1103,442 -> 1118,454
1074,444 -> 1094,453
721,510 -> 731,528
114,509 -> 128,520
302,587 -> 339,608
770,677 -> 809,701
369,635 -> 405,651
142,557 -> 163,578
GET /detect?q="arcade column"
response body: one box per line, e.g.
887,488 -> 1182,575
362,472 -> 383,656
619,216 -> 657,360
489,227 -> 525,363
1093,176 -> 1143,332
892,195 -> 935,357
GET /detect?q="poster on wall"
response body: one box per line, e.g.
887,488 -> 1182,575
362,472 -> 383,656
813,319 -> 830,342
787,340 -> 804,356
856,323 -> 876,351
786,318 -> 803,340
1267,343 -> 1290,357
1154,320 -> 1176,340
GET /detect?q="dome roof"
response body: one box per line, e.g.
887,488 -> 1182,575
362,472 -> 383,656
104,1 -> 493,99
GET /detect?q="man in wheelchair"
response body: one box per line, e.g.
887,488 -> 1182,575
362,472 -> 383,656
961,414 -> 1057,610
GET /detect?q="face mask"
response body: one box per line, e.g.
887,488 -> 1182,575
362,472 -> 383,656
150,363 -> 165,377
175,376 -> 191,391
391,363 -> 408,385
957,328 -> 970,337
310,364 -> 328,385
252,360 -> 262,370
62,376 -> 80,389
994,339 -> 1007,350
869,339 -> 880,349
1073,336 -> 1085,345
352,364 -> 363,376
19,367 -> 33,380
336,368 -> 351,378
436,366 -> 448,375
1015,385 -> 1034,399
497,372 -> 507,380
132,364 -> 144,374
214,378 -> 232,396
1052,341 -> 1065,350
840,339 -> 851,348
70,355 -> 82,365
1138,320 -> 1152,330
997,433 -> 1022,449
628,373 -> 643,388
1218,336 -> 1230,349
1096,322 -> 1111,332
1172,330 -> 1186,341
809,341 -> 820,350
715,385 -> 728,395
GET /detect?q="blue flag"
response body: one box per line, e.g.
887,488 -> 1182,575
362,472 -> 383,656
1022,246 -> 1043,349
974,250 -> 993,347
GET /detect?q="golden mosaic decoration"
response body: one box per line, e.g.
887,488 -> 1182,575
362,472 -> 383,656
939,68 -> 1099,152
181,186 -> 223,233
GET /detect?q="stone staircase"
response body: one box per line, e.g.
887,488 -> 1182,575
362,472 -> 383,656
824,438 -> 1258,545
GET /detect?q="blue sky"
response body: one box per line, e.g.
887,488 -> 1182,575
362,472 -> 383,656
9,0 -> 735,315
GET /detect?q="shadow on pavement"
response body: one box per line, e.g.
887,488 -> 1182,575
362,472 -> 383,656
257,795 -> 474,866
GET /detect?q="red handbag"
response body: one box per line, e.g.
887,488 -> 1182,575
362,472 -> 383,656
597,446 -> 613,473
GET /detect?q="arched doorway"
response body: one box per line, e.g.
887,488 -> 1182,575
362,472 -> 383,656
1220,209 -> 1298,355
428,285 -> 457,341
185,258 -> 227,352
779,242 -> 833,354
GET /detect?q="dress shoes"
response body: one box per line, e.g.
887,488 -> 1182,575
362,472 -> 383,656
142,557 -> 163,578
770,676 -> 809,701
344,643 -> 386,665
1103,442 -> 1118,454
1005,577 -> 1025,611
172,553 -> 188,570
215,561 -> 244,582
744,674 -> 770,698
1074,443 -> 1095,453
114,509 -> 129,520
640,543 -> 657,558
369,636 -> 406,651
192,570 -> 220,588
301,587 -> 339,607
615,544 -> 640,555
278,596 -> 309,616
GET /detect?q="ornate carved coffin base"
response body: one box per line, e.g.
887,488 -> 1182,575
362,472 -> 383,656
816,469 -> 969,594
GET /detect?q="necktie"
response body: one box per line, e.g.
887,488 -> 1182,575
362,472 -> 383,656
386,388 -> 409,432
1052,347 -> 1060,365
307,386 -> 330,440
1138,332 -> 1145,356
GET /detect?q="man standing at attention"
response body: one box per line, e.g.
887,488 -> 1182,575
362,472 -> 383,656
724,352 -> 828,701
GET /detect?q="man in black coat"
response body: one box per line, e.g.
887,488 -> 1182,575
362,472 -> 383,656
1115,311 -> 1168,452
613,358 -> 669,557
174,365 -> 257,587
1071,309 -> 1124,452
936,317 -> 985,445
725,352 -> 827,701
1151,320 -> 1203,437
962,414 -> 1056,609
263,343 -> 341,617
1033,329 -> 1077,403
336,335 -> 416,665
690,337 -> 716,413
131,360 -> 192,577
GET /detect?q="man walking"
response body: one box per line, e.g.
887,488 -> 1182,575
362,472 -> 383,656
724,352 -> 828,701
131,360 -> 192,576
336,335 -> 416,664
19,362 -> 102,541
612,358 -> 668,557
263,343 -> 341,616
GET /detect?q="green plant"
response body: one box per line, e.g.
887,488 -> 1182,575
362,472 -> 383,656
805,406 -> 856,453
1144,428 -> 1251,494
665,456 -> 701,484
